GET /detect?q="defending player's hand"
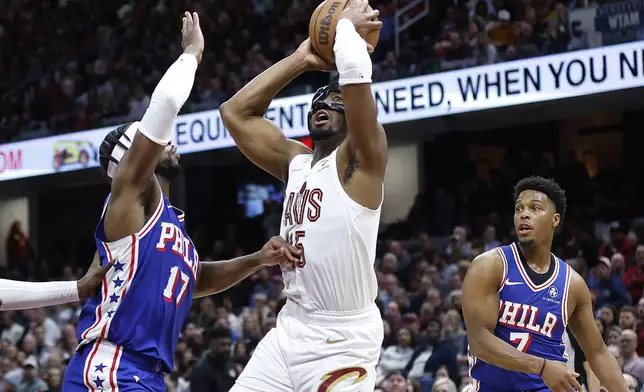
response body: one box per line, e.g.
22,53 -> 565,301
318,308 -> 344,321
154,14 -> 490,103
77,259 -> 115,300
258,236 -> 302,267
339,0 -> 382,52
181,11 -> 204,63
540,359 -> 583,392
296,39 -> 335,71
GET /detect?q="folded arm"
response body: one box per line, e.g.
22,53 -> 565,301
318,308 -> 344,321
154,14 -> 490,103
462,250 -> 544,374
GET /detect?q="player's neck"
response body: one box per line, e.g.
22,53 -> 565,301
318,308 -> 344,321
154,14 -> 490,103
157,177 -> 171,200
518,241 -> 552,270
312,139 -> 341,165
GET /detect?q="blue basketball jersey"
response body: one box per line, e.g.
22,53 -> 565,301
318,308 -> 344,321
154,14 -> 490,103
469,243 -> 573,392
76,193 -> 199,373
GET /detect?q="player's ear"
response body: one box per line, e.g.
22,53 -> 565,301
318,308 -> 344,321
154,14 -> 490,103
552,213 -> 561,229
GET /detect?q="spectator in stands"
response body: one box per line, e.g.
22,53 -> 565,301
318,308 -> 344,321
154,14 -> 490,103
613,252 -> 627,278
621,329 -> 644,382
5,220 -> 34,279
378,328 -> 415,381
445,226 -> 472,261
587,256 -> 631,310
188,325 -> 236,392
18,356 -> 47,392
625,245 -> 644,303
432,377 -> 458,392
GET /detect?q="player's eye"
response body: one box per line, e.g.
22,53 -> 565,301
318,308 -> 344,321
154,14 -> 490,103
333,96 -> 342,102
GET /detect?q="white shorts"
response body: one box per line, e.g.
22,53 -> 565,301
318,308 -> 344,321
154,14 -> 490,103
231,300 -> 383,392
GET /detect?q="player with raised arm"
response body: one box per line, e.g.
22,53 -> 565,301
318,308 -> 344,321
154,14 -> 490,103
220,1 -> 386,391
0,254 -> 112,311
462,176 -> 628,392
62,12 -> 299,392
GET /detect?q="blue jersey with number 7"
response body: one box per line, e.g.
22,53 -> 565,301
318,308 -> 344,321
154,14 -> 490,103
76,193 -> 198,373
468,243 -> 572,392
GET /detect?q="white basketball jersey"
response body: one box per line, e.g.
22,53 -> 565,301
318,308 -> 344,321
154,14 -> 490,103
279,147 -> 381,312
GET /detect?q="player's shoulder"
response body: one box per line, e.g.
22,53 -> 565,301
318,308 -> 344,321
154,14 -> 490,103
287,150 -> 314,172
564,265 -> 590,299
466,248 -> 505,286
287,140 -> 313,163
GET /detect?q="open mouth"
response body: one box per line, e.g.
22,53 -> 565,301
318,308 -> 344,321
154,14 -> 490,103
518,223 -> 533,235
313,110 -> 330,127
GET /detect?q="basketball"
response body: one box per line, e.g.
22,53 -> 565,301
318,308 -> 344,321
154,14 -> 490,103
309,0 -> 380,63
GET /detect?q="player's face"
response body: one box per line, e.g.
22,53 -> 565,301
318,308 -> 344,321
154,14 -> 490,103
308,92 -> 347,142
514,190 -> 560,247
155,143 -> 181,181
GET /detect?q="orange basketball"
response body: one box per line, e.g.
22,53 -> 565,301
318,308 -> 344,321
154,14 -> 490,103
308,0 -> 380,63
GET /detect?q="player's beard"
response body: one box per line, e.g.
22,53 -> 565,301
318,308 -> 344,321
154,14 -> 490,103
155,161 -> 181,182
518,237 -> 535,247
309,126 -> 336,142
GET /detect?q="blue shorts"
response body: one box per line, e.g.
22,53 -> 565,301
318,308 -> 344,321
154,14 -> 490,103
63,339 -> 167,392
473,381 -> 551,392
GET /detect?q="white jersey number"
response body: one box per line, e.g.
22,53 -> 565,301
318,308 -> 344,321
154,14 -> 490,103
509,332 -> 532,353
163,266 -> 190,306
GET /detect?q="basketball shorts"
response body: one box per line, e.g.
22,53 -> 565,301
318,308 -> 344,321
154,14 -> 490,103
466,381 -> 552,392
231,300 -> 384,392
63,339 -> 167,392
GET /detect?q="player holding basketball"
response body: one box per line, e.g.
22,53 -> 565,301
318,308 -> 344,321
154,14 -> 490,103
0,258 -> 112,310
62,12 -> 299,392
220,1 -> 384,391
463,176 -> 628,392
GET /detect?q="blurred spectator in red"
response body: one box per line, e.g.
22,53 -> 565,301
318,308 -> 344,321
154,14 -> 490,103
624,245 -> 644,303
5,220 -> 34,277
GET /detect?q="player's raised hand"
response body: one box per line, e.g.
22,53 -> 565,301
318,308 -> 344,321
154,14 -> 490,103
258,236 -> 302,267
181,11 -> 204,64
339,0 -> 382,51
296,39 -> 335,71
77,259 -> 115,300
540,359 -> 583,392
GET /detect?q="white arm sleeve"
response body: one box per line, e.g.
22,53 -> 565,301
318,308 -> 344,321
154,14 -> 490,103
138,53 -> 199,145
333,18 -> 373,86
0,279 -> 79,311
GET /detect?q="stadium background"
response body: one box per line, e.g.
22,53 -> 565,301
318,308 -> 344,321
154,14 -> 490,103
1,0 -> 644,391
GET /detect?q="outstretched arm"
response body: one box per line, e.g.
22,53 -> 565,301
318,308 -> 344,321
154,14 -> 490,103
104,12 -> 203,241
462,250 -> 544,373
194,237 -> 300,298
568,271 -> 628,392
0,252 -> 113,310
219,43 -> 324,182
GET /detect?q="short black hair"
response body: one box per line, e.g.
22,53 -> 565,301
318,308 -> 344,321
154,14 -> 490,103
513,176 -> 567,221
206,325 -> 231,341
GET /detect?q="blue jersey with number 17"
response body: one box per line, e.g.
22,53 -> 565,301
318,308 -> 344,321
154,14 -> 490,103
468,243 -> 573,392
76,193 -> 199,373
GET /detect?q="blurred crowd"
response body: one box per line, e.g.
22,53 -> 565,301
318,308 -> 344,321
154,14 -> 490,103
0,149 -> 644,392
0,0 -> 596,142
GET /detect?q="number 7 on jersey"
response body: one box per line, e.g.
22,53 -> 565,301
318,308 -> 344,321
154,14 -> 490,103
163,266 -> 190,306
509,332 -> 532,353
